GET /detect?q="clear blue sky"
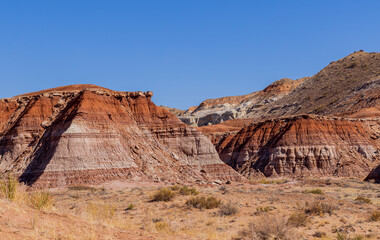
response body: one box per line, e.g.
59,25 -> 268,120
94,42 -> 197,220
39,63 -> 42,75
0,1 -> 379,109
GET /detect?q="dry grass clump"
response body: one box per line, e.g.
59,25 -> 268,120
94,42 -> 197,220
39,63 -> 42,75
151,188 -> 175,202
305,188 -> 324,195
86,202 -> 116,222
0,175 -> 18,201
257,178 -> 288,184
28,191 -> 54,210
369,211 -> 380,222
287,212 -> 309,227
236,214 -> 299,240
186,196 -> 221,210
218,202 -> 239,216
304,201 -> 337,216
355,196 -> 372,204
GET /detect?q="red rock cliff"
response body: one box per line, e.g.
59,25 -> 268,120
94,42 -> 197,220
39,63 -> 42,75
0,85 -> 241,187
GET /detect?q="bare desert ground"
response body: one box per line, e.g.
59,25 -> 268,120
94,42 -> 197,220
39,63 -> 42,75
1,178 -> 380,240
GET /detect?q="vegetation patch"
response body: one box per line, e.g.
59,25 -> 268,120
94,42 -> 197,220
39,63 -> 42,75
151,188 -> 176,202
304,201 -> 337,216
304,188 -> 324,195
355,196 -> 372,204
29,191 -> 54,210
218,202 -> 239,216
186,196 -> 221,209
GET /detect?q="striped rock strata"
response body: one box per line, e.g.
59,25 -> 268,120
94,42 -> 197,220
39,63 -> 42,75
0,84 -> 241,187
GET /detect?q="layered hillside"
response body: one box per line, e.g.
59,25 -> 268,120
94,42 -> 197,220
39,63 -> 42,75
216,115 -> 380,178
180,78 -> 306,127
0,84 -> 241,187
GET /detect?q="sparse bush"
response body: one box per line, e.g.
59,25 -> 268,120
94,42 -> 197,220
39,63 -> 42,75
68,185 -> 97,191
151,188 -> 175,202
305,188 -> 324,195
370,211 -> 380,222
355,196 -> 372,204
0,175 -> 18,201
287,212 -> 309,227
86,202 -> 116,221
29,191 -> 54,210
218,202 -> 239,216
257,178 -> 288,184
304,201 -> 337,216
186,196 -> 221,209
126,203 -> 134,211
237,214 -> 299,240
170,185 -> 180,191
255,206 -> 275,214
313,231 -> 327,238
179,186 -> 198,196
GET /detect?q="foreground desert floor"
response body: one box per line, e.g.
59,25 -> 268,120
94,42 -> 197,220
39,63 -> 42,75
1,178 -> 380,240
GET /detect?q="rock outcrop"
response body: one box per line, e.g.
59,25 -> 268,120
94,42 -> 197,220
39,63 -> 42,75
365,164 -> 380,183
216,115 -> 380,178
180,78 -> 306,127
0,84 -> 241,187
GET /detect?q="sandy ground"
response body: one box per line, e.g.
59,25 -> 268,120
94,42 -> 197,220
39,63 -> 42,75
1,178 -> 380,240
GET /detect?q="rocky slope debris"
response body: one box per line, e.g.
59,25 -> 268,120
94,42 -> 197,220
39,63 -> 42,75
0,84 -> 241,187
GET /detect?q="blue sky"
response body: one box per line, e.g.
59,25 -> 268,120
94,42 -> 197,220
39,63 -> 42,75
0,1 -> 379,109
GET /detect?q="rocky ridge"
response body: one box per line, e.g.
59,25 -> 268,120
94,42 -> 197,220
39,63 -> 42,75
180,78 -> 306,127
0,84 -> 241,187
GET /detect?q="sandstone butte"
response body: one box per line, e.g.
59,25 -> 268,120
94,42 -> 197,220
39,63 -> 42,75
0,84 -> 241,187
186,51 -> 380,181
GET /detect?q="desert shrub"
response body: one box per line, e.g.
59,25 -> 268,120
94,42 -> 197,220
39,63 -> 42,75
287,212 -> 309,227
179,186 -> 198,196
304,201 -> 337,216
86,202 -> 116,221
256,206 -> 275,214
126,203 -> 134,211
0,175 -> 18,201
218,202 -> 239,216
68,185 -> 97,191
29,191 -> 54,210
237,214 -> 299,240
355,196 -> 372,204
151,188 -> 175,202
170,185 -> 180,191
370,211 -> 380,222
186,196 -> 221,209
257,178 -> 288,184
313,231 -> 327,238
305,188 -> 324,195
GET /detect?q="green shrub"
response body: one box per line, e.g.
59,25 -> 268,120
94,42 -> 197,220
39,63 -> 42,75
151,188 -> 175,202
126,203 -> 134,210
186,196 -> 221,209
